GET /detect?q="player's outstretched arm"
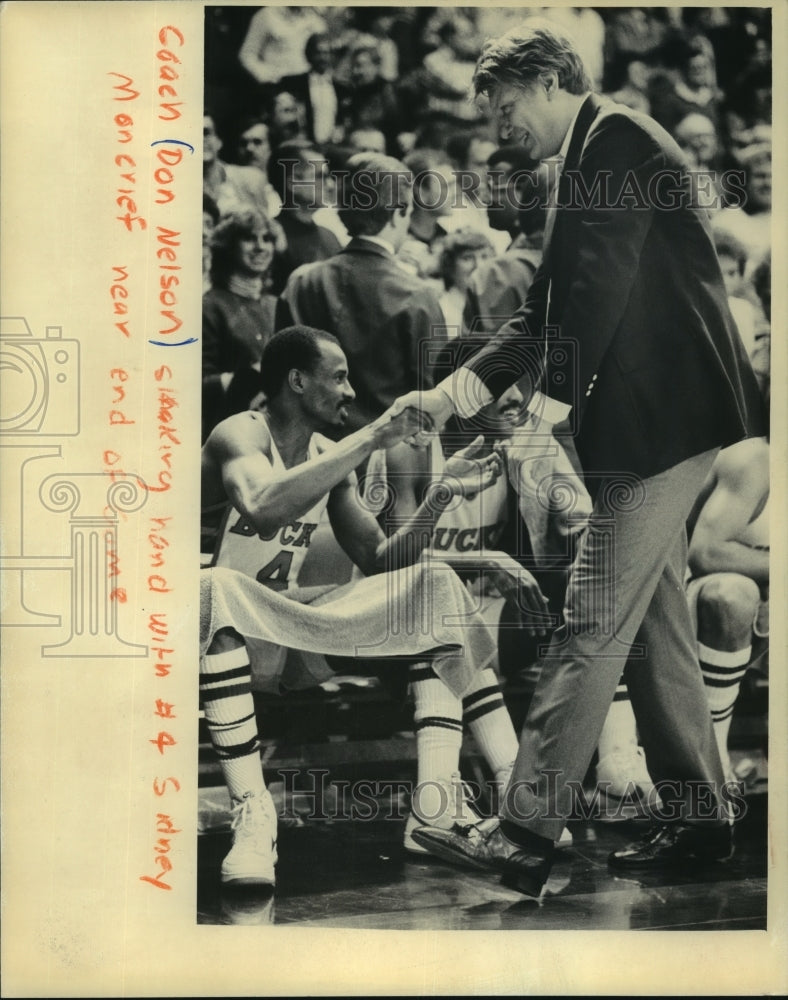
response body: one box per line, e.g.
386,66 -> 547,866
329,435 -> 505,577
205,407 -> 427,536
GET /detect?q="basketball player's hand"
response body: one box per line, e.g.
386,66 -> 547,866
388,388 -> 455,447
485,560 -> 551,637
442,436 -> 503,500
371,405 -> 433,450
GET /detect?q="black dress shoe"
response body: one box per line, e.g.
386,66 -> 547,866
608,822 -> 734,871
411,818 -> 555,897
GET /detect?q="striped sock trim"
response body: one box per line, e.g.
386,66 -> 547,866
464,697 -> 507,725
698,642 -> 751,668
463,684 -> 501,710
200,681 -> 253,703
701,662 -> 750,678
206,710 -> 258,732
213,736 -> 261,761
703,674 -> 747,690
415,716 -> 463,733
711,705 -> 736,722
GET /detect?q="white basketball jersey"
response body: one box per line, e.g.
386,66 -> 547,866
212,426 -> 331,592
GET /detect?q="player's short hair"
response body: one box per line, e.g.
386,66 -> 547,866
336,151 -> 413,237
472,18 -> 592,98
260,325 -> 342,398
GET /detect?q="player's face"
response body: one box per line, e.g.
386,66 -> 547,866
490,81 -> 564,162
481,382 -> 527,436
238,123 -> 270,170
301,341 -> 355,428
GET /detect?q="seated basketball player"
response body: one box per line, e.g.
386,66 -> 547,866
686,407 -> 769,784
199,325 -> 548,886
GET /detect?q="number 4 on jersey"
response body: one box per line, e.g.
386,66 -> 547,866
256,550 -> 293,591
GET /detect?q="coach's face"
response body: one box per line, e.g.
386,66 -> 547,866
490,78 -> 565,162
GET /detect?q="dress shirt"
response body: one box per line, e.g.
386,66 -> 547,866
308,71 -> 338,145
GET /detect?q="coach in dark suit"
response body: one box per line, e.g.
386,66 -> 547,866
395,20 -> 765,896
277,151 -> 445,436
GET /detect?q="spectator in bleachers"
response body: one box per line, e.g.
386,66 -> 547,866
267,138 -> 343,295
418,13 -> 485,133
673,110 -> 721,171
437,228 -> 495,338
606,55 -> 652,115
231,116 -> 284,224
443,130 -> 509,257
202,209 -> 279,441
603,7 -> 669,91
347,127 -> 387,155
266,91 -> 309,148
397,148 -> 456,285
238,6 -> 327,93
351,7 -> 401,82
338,36 -> 404,155
650,35 -> 724,135
464,150 -> 550,337
277,33 -> 348,147
715,141 -> 771,278
203,112 -> 273,220
277,151 -> 445,437
202,192 -> 220,296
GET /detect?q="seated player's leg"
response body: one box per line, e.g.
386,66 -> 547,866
694,573 -> 762,782
405,663 -> 477,854
200,626 -> 278,886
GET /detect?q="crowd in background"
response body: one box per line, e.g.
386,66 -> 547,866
202,4 -> 771,443
200,7 -> 772,777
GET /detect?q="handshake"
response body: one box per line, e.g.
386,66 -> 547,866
372,387 -> 457,450
371,387 -> 503,503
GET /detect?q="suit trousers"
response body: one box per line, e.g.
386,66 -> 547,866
501,448 -> 726,840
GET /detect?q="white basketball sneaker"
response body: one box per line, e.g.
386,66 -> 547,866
221,789 -> 278,886
404,772 -> 481,855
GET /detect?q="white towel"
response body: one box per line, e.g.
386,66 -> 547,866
200,562 -> 498,697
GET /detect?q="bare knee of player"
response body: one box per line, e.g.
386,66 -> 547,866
696,574 -> 761,651
206,626 -> 247,657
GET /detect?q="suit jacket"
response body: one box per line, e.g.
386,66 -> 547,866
277,72 -> 348,144
278,238 -> 445,433
465,94 -> 765,483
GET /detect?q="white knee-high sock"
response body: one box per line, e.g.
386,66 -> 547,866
462,667 -> 518,786
200,645 -> 266,802
409,663 -> 463,816
700,642 -> 751,775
